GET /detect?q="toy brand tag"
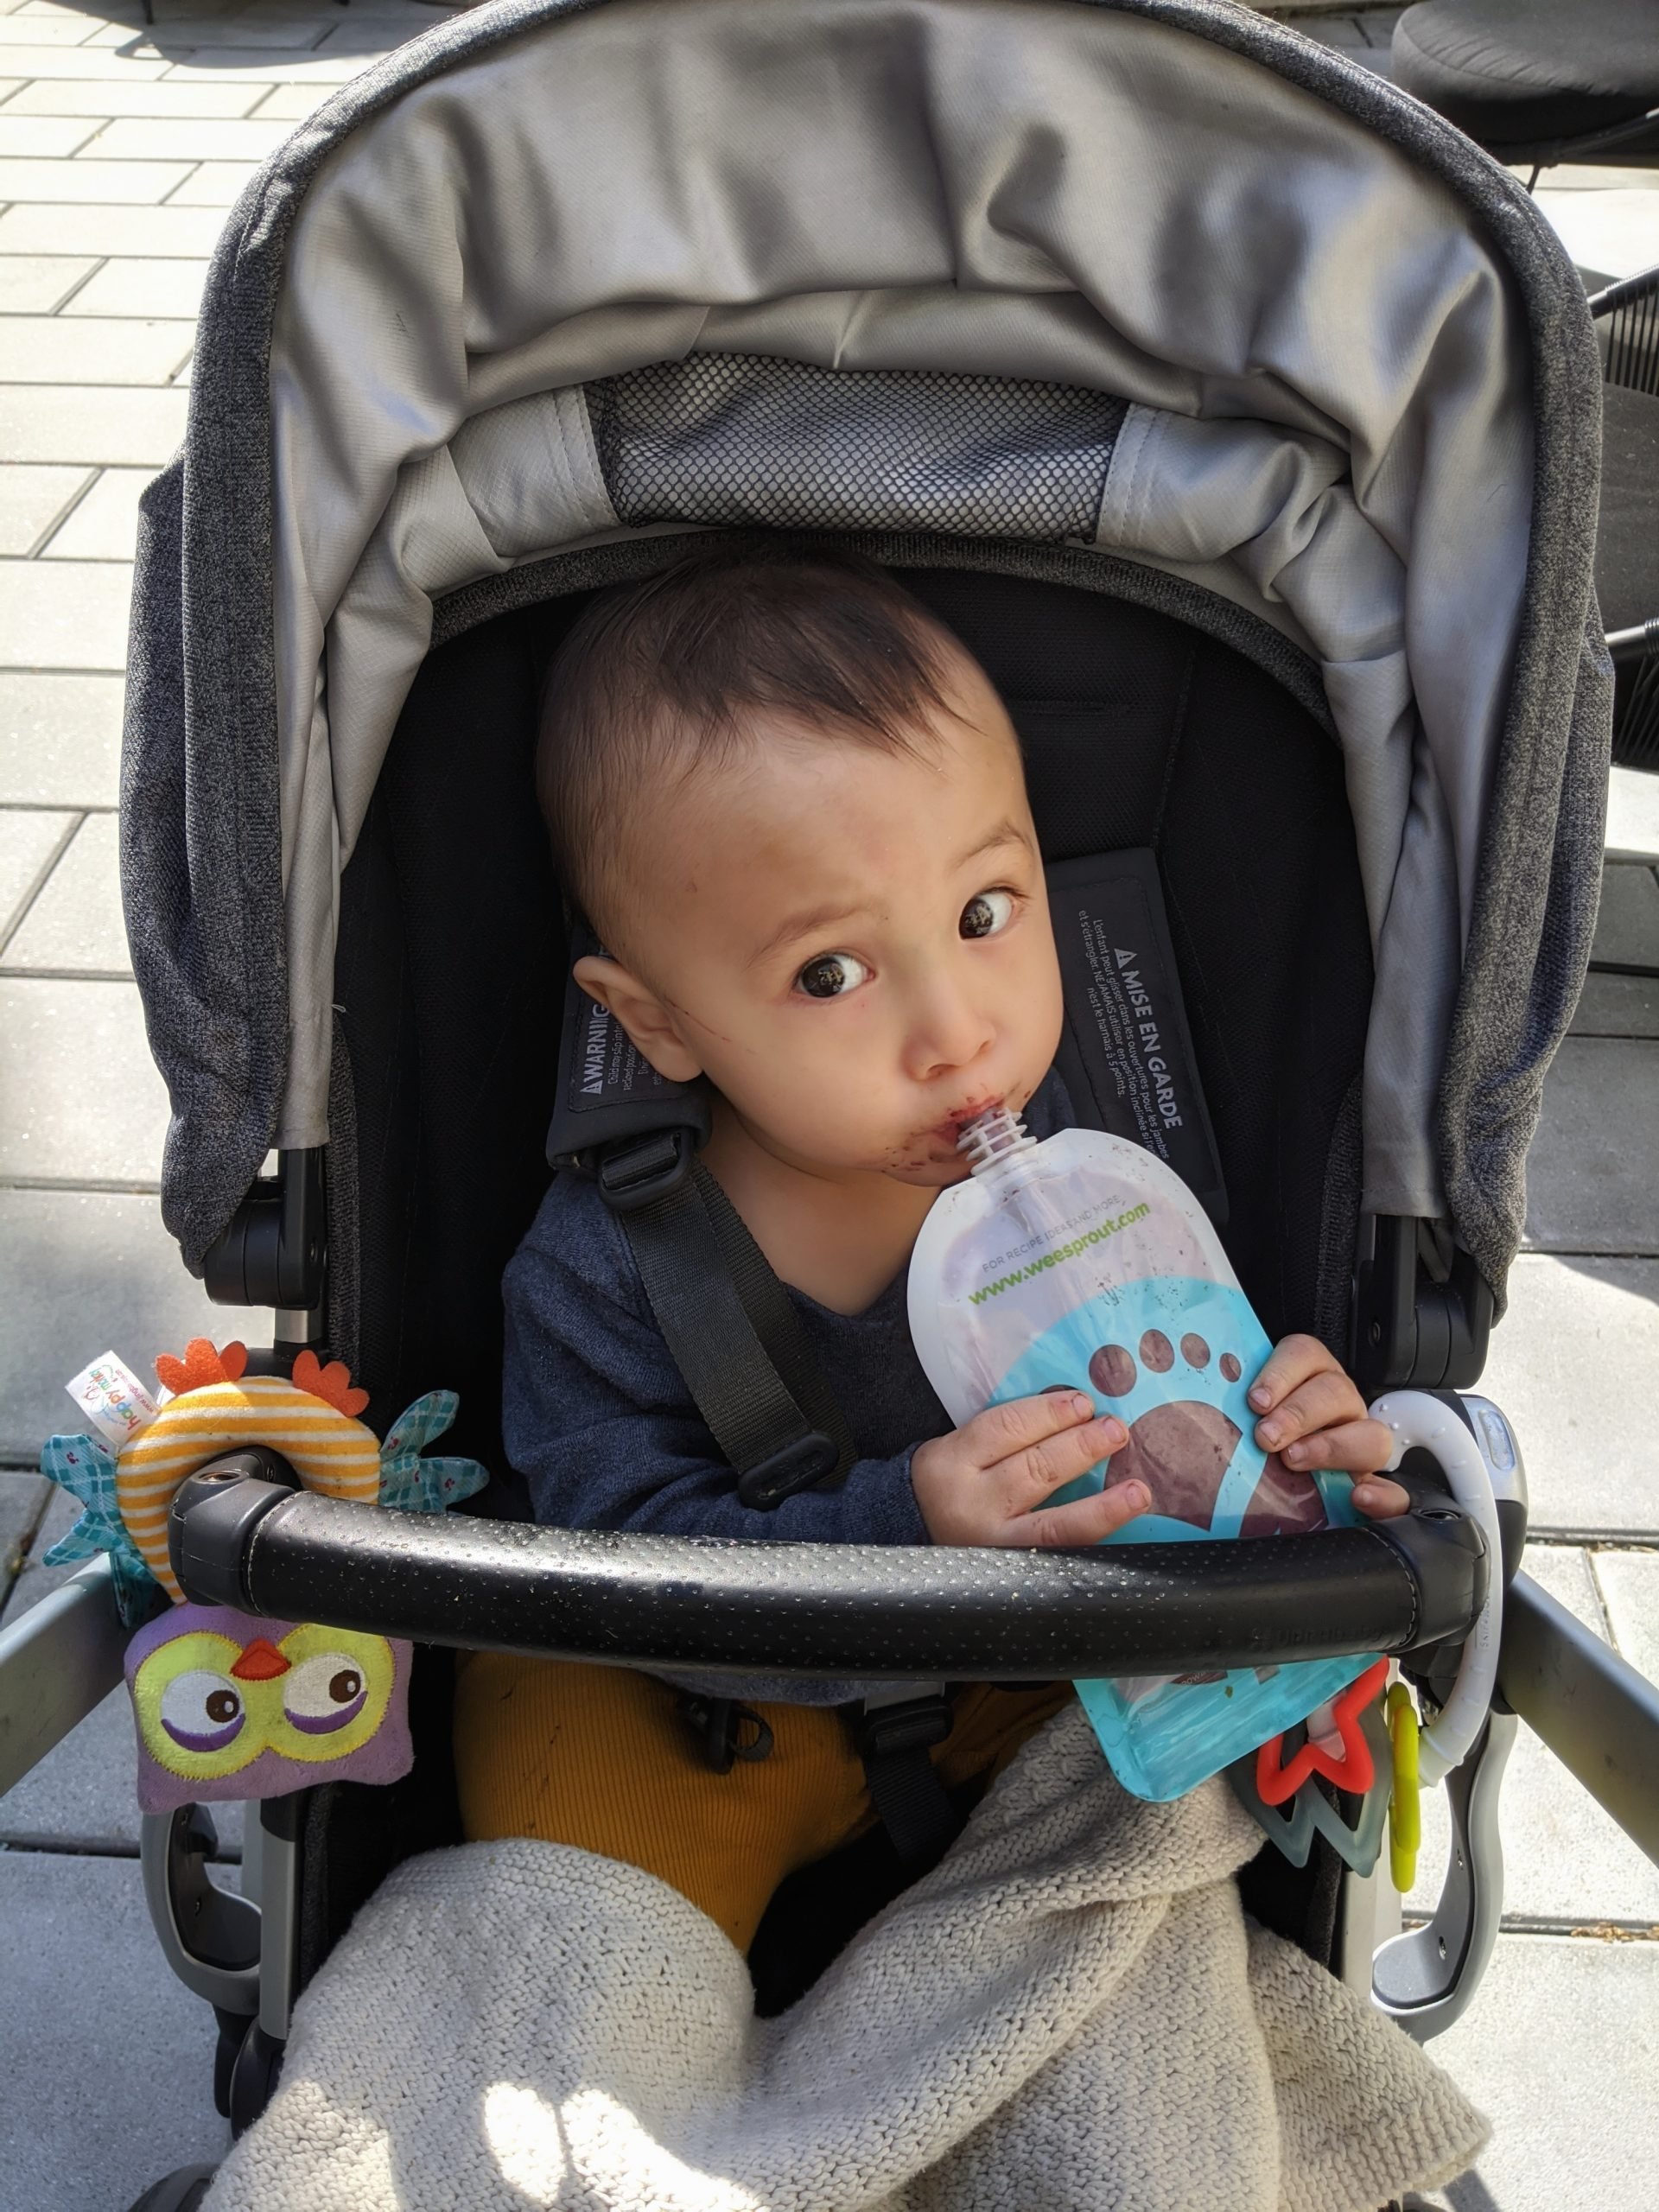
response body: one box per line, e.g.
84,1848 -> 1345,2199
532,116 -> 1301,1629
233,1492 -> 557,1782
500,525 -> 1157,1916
66,1352 -> 160,1449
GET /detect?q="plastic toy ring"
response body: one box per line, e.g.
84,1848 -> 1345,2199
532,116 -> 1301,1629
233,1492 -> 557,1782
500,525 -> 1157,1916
1388,1681 -> 1421,1895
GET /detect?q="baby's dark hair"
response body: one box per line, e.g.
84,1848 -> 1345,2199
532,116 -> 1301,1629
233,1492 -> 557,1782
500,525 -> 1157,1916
536,545 -> 967,939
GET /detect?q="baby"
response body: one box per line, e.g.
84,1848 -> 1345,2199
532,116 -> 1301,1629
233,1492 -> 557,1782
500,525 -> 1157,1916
454,546 -> 1408,1950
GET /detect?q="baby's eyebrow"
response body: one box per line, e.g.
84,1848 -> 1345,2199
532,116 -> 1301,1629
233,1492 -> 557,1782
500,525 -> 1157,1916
747,899 -> 863,967
953,819 -> 1033,869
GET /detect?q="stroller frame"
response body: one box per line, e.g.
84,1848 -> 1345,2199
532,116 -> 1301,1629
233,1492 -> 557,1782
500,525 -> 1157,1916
3,0 -> 1659,2195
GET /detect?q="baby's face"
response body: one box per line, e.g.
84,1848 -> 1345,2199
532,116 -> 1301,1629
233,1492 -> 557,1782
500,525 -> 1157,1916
591,655 -> 1065,1187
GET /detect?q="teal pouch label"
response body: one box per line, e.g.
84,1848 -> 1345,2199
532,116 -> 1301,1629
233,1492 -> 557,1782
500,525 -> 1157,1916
990,1277 -> 1372,1801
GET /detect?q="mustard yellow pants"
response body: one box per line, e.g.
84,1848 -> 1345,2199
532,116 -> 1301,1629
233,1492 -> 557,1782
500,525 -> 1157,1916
454,1655 -> 1071,1950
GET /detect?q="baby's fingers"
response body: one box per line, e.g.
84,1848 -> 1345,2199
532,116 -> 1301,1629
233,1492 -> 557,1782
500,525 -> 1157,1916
1279,1415 -> 1395,1478
997,1478 -> 1150,1550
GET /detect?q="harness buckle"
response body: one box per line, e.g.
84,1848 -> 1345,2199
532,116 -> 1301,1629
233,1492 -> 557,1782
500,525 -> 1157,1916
597,1127 -> 698,1213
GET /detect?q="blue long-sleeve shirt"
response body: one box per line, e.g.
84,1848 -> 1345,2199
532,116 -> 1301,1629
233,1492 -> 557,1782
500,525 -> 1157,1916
501,1075 -> 1071,1702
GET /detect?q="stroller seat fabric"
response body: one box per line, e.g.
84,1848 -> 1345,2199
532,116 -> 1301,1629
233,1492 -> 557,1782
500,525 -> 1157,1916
1392,0 -> 1659,154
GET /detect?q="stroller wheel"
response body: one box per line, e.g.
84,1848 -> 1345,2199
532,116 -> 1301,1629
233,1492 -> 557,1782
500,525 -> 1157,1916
121,2165 -> 217,2212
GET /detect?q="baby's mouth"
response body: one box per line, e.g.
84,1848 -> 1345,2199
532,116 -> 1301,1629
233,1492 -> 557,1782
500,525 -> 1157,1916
922,1094 -> 1004,1147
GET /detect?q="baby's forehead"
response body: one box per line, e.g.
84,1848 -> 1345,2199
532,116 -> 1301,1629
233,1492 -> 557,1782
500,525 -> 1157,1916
607,690 -> 1028,943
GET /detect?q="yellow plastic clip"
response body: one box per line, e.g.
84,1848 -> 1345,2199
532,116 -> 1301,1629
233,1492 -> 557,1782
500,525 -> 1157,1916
1387,1681 -> 1421,1894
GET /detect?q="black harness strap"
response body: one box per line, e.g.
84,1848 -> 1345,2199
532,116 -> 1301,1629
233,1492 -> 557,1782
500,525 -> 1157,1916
600,1124 -> 962,1859
601,1131 -> 856,1508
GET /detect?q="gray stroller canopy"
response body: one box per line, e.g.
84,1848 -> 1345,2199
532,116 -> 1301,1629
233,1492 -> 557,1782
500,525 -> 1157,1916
124,0 -> 1611,1304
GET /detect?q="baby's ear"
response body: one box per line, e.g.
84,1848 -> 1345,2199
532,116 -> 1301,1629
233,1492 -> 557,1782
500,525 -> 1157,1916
572,954 -> 703,1084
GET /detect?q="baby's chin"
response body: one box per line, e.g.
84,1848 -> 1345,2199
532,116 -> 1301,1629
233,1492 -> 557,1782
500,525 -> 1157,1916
880,1147 -> 973,1190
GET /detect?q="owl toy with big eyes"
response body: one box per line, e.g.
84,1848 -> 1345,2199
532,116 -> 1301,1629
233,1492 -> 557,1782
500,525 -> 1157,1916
41,1338 -> 486,1811
126,1608 -> 412,1812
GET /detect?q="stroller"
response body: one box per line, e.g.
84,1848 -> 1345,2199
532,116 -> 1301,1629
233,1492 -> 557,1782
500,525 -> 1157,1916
3,0 -> 1659,2202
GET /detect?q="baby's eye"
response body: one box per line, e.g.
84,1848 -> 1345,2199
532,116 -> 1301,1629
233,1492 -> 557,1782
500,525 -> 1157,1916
960,889 -> 1015,940
795,951 -> 870,1000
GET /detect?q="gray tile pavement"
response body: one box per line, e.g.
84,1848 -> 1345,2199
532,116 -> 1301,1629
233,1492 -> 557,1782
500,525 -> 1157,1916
0,152 -> 194,195
0,460 -> 87,549
1572,972 -> 1659,1039
1480,1255 -> 1659,1536
0,976 -> 171,1182
1595,1550 -> 1659,1686
64,257 -> 207,316
1523,1041 -> 1659,1257
0,382 -> 188,462
0,804 -> 73,931
0,311 -> 195,379
3,809 -> 130,970
0,554 -> 132,666
164,154 -> 255,200
1592,858 -> 1659,967
0,251 -> 94,309
1412,1935 -> 1659,2212
0,1187 -> 263,1462
3,76 -> 268,113
0,1850 -> 229,2212
0,1484 -> 244,1854
0,200 -> 226,251
0,672 -> 123,805
37,461 -> 147,558
1411,1546 -> 1659,1927
1610,766 -> 1659,856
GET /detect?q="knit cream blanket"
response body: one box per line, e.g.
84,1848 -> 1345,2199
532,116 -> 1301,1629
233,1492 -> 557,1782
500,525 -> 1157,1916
204,1702 -> 1485,2212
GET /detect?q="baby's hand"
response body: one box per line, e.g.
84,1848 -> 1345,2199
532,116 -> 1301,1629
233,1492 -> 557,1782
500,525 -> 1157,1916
1248,1334 -> 1409,1520
911,1392 -> 1147,1548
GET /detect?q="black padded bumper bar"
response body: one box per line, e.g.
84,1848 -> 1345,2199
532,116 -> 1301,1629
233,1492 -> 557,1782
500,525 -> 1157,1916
170,1464 -> 1487,1681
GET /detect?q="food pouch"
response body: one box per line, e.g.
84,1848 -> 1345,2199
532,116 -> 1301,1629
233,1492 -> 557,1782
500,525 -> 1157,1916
907,1105 -> 1372,1801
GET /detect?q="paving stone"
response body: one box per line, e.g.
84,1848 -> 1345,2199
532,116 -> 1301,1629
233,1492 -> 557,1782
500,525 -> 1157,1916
0,200 -> 225,253
3,73 -> 265,112
1410,1934 -> 1659,2212
61,255 -> 207,318
1593,1549 -> 1659,1687
0,1187 -> 264,1462
0,1485 -> 246,1856
0,110 -> 100,152
1607,766 -> 1659,858
1571,971 -> 1659,1039
0,252 -> 99,312
0,556 -> 131,669
1410,1545 -> 1659,1925
1479,1254 -> 1659,1536
3,809 -> 129,972
38,463 -> 149,561
0,1851 -> 230,2212
1523,1039 -> 1659,1255
162,47 -> 377,79
0,10 -> 105,37
0,314 -> 196,385
1535,186 -> 1659,282
0,976 -> 168,1182
92,111 -> 292,158
0,384 -> 188,467
0,1464 -> 48,1593
0,153 -> 194,200
164,157 -> 258,203
0,671 -> 123,806
0,43 -> 172,75
1592,860 -> 1659,971
248,78 -> 327,117
111,10 -> 332,44
0,804 -> 73,940
0,461 -> 89,556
